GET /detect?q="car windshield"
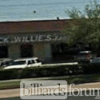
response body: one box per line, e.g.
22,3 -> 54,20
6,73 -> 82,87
9,61 -> 26,66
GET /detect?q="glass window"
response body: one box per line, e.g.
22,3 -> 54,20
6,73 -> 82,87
36,59 -> 41,63
32,60 -> 35,64
28,60 -> 32,64
9,61 -> 26,65
28,60 -> 35,64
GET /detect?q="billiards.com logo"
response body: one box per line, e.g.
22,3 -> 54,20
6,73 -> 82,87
20,80 -> 67,99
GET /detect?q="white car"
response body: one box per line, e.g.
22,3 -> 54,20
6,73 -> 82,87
4,57 -> 42,69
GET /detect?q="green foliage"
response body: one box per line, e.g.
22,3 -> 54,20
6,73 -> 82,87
67,0 -> 100,19
83,63 -> 100,74
0,69 -> 19,80
0,65 -> 81,80
65,0 -> 100,52
1,64 -> 100,80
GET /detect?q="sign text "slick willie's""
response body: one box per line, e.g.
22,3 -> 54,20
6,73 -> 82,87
0,34 -> 63,43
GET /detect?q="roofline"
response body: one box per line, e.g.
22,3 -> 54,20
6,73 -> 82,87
0,18 -> 72,23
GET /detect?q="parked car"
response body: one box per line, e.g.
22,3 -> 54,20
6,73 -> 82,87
90,57 -> 100,64
74,51 -> 96,63
0,58 -> 13,67
4,57 -> 42,69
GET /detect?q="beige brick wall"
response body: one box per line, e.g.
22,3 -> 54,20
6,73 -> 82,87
8,43 -> 52,62
33,43 -> 52,62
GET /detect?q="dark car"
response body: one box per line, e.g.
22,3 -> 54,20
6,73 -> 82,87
74,51 -> 96,63
90,57 -> 100,64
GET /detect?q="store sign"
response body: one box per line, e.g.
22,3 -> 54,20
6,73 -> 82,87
0,34 -> 63,44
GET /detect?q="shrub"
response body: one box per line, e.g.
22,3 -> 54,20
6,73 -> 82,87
83,63 -> 100,74
2,63 -> 100,80
0,69 -> 19,80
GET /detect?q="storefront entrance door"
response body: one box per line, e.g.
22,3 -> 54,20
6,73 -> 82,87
0,46 -> 8,58
20,44 -> 33,58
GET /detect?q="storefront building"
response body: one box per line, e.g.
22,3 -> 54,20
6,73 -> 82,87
0,19 -> 69,62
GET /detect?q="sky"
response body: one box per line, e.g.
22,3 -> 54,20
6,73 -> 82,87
0,0 -> 100,21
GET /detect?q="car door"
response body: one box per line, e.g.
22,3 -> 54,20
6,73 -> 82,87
35,59 -> 42,66
27,60 -> 33,67
31,60 -> 39,66
27,60 -> 37,67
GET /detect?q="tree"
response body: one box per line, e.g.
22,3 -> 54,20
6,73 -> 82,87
65,0 -> 100,52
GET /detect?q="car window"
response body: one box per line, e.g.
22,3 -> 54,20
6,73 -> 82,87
36,59 -> 41,63
28,60 -> 32,65
28,60 -> 35,64
32,60 -> 35,64
9,61 -> 26,65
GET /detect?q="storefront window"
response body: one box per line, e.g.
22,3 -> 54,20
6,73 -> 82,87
0,46 -> 8,58
20,44 -> 33,58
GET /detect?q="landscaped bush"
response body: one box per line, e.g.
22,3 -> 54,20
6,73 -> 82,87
0,69 -> 19,80
0,65 -> 81,80
1,63 -> 100,80
83,63 -> 100,74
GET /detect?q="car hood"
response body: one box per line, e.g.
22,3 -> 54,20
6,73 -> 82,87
4,64 -> 27,69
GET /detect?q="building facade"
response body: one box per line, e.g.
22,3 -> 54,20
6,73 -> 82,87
0,19 -> 69,62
